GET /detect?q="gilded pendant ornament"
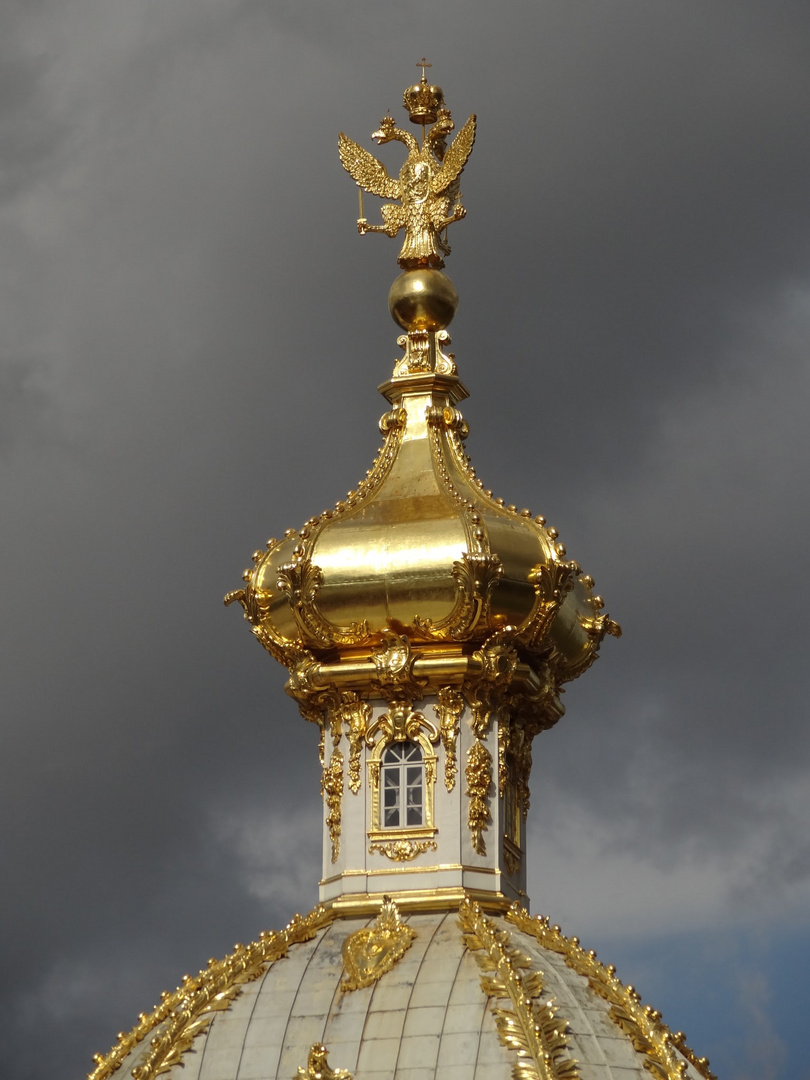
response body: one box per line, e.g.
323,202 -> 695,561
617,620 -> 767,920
459,900 -> 579,1080
465,738 -> 493,855
87,907 -> 331,1080
322,748 -> 344,863
434,685 -> 464,790
296,1044 -> 353,1080
507,906 -> 717,1080
339,692 -> 371,794
340,896 -> 416,992
368,837 -> 437,860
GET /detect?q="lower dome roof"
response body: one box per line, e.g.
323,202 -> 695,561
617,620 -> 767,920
90,899 -> 714,1080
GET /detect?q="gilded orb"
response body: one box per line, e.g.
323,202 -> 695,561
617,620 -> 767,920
388,269 -> 458,331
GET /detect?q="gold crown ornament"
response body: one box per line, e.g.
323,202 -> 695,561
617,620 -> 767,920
403,58 -> 445,123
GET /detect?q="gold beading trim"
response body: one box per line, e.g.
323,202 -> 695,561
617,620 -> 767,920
87,906 -> 332,1080
459,899 -> 579,1080
506,906 -> 717,1080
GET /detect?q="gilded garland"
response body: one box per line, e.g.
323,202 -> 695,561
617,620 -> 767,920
87,907 -> 332,1080
507,906 -> 717,1080
459,900 -> 579,1080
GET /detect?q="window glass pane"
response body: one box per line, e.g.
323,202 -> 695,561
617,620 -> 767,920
378,739 -> 426,832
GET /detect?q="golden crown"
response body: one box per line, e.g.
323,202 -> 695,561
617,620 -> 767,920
403,59 -> 444,124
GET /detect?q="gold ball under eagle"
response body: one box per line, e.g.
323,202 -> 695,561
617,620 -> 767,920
388,269 -> 458,331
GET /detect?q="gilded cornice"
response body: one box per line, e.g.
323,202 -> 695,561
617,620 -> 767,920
507,906 -> 717,1080
87,905 -> 333,1080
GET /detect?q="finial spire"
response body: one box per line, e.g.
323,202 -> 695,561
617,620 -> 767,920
416,57 -> 431,81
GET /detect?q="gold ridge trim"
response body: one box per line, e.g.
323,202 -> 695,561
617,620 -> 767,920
87,905 -> 333,1080
459,899 -> 579,1080
506,905 -> 717,1080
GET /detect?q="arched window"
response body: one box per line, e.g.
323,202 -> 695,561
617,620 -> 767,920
382,741 -> 424,828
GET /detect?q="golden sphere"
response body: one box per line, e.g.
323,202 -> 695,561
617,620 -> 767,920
388,270 -> 458,331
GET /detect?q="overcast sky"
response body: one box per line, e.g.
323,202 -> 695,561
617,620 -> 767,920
2,3 -> 810,1079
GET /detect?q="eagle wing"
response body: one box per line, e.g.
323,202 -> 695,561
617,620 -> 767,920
431,114 -> 476,195
338,133 -> 400,199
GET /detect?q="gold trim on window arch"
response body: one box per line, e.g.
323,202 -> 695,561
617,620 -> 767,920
366,702 -> 439,844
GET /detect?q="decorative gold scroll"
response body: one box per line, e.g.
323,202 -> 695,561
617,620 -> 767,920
458,900 -> 579,1080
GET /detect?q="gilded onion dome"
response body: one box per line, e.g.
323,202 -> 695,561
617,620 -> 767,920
226,193 -> 619,731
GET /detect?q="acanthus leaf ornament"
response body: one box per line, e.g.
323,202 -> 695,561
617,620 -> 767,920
507,906 -> 717,1080
459,900 -> 579,1080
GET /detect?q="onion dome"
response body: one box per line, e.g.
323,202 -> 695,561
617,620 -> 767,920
226,262 -> 619,733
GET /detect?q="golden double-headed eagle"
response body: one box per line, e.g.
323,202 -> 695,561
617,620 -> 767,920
338,109 -> 476,269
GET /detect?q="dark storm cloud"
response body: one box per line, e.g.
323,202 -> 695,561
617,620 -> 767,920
2,2 -> 809,1078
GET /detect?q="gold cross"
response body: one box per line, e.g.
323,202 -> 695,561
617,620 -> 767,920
416,58 -> 431,81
